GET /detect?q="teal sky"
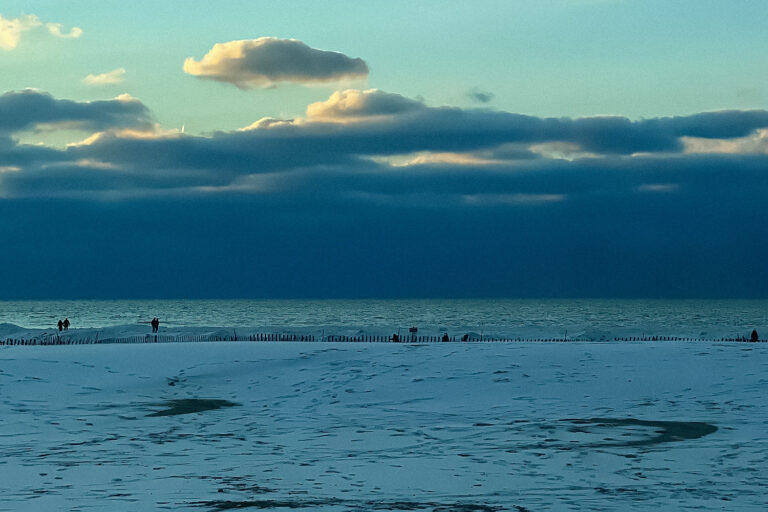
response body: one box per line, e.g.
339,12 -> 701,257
2,0 -> 766,135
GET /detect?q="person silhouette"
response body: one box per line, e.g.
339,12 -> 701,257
750,329 -> 759,342
63,318 -> 70,331
57,319 -> 63,332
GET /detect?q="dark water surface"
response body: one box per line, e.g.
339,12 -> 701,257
1,299 -> 766,334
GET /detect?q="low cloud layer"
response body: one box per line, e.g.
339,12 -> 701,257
183,37 -> 369,88
2,152 -> 768,298
242,89 -> 768,157
3,89 -> 768,297
4,89 -> 768,198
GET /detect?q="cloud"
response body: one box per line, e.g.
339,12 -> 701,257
682,128 -> 768,155
637,183 -> 679,193
3,88 -> 766,204
0,14 -> 41,50
305,89 -> 424,122
0,89 -> 153,135
0,13 -> 81,50
3,89 -> 768,297
3,153 -> 768,298
466,87 -> 494,104
83,68 -> 127,86
240,88 -> 423,129
238,90 -> 768,157
3,89 -> 768,203
462,192 -> 565,205
183,37 -> 369,88
45,22 -> 82,39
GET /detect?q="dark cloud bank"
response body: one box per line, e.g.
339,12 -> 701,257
0,89 -> 152,134
2,89 -> 768,298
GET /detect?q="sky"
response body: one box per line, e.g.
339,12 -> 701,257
1,1 -> 768,298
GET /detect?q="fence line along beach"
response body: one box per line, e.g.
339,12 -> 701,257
1,326 -> 764,346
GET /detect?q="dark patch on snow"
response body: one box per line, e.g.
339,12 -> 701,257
146,399 -> 239,417
563,417 -> 718,447
189,475 -> 273,495
192,498 -> 503,511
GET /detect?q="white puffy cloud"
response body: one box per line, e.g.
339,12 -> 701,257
83,68 -> 127,86
0,13 -> 81,50
183,37 -> 368,88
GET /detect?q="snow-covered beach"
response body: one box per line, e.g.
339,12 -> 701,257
1,340 -> 766,511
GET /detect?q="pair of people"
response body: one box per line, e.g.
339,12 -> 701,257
151,317 -> 160,333
57,318 -> 70,332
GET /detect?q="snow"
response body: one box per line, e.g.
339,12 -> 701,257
1,341 -> 766,510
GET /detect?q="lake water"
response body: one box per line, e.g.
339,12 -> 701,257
0,299 -> 766,337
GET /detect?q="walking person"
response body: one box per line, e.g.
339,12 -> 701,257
63,318 -> 70,331
57,319 -> 63,332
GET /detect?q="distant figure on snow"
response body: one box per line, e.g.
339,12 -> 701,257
392,333 -> 399,342
63,318 -> 70,331
57,319 -> 63,332
751,329 -> 759,342
151,317 -> 160,333
442,333 -> 450,342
